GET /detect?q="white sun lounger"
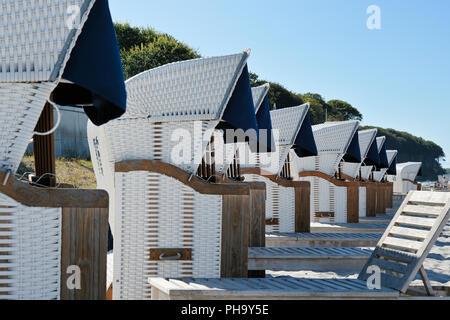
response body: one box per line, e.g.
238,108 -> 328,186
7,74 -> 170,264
149,191 -> 450,299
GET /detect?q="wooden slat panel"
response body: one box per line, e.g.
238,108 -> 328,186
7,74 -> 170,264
295,181 -> 310,233
389,226 -> 428,240
402,205 -> 442,217
221,195 -> 250,278
248,186 -> 265,249
365,184 -> 377,217
0,172 -> 109,208
408,192 -> 449,206
383,236 -> 423,252
396,215 -> 435,228
60,207 -> 108,300
33,102 -> 56,187
346,182 -> 359,223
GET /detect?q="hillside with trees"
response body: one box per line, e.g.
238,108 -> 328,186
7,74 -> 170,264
114,23 -> 445,180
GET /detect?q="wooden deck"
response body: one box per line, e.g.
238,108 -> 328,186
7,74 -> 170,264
311,222 -> 388,233
248,247 -> 371,272
148,277 -> 399,300
266,232 -> 381,247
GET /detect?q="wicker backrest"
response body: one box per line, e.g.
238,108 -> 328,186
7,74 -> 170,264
360,165 -> 374,180
0,0 -> 94,83
341,129 -> 377,179
359,191 -> 450,293
0,0 -> 96,172
251,84 -> 270,113
124,51 -> 250,122
296,120 -> 360,176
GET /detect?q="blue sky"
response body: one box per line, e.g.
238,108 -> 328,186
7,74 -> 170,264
109,0 -> 450,167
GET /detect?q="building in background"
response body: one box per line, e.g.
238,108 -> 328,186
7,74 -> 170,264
27,106 -> 90,159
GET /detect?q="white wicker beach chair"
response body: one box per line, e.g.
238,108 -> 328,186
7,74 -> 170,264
0,0 -> 123,300
88,51 -> 263,299
295,121 -> 361,223
150,191 -> 450,299
372,137 -> 390,182
340,129 -> 378,218
392,162 -> 423,195
240,102 -> 312,233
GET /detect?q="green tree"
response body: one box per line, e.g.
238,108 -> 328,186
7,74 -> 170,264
120,35 -> 200,79
327,100 -> 363,121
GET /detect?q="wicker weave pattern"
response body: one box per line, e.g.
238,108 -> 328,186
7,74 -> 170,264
358,129 -> 377,159
359,186 -> 366,217
311,121 -> 359,154
0,82 -> 56,172
124,52 -> 249,121
299,176 -> 347,223
245,174 -> 295,233
341,129 -> 377,178
270,104 -> 308,147
0,194 -> 61,300
113,171 -> 222,300
341,162 -> 361,179
88,119 -> 219,236
0,0 -> 94,82
360,165 -> 373,180
251,84 -> 269,112
295,153 -> 344,177
373,169 -> 388,182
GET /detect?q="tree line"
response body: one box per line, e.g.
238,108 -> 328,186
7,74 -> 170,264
114,23 -> 445,181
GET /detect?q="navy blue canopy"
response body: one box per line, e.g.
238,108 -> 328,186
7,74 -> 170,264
343,131 -> 362,163
378,143 -> 389,169
52,0 -> 126,126
417,166 -> 423,177
293,112 -> 318,158
387,154 -> 397,175
255,96 -> 275,153
219,65 -> 260,152
364,139 -> 381,167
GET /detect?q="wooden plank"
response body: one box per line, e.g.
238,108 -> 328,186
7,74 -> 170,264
396,215 -> 436,228
116,160 -> 250,196
60,207 -> 108,300
0,172 -> 109,208
408,192 -> 449,206
366,184 -> 377,217
376,183 -> 386,214
248,186 -> 265,249
369,257 -> 408,274
389,226 -> 428,241
346,182 -> 359,223
418,266 -> 435,296
149,249 -> 192,261
402,205 -> 442,217
295,181 -> 310,233
382,236 -> 423,252
148,278 -> 400,300
33,102 -> 56,187
221,195 -> 249,278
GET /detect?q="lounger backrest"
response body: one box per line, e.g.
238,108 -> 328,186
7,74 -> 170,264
358,191 -> 450,292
